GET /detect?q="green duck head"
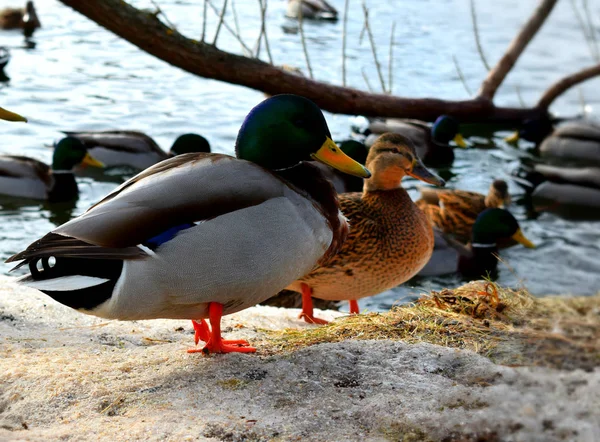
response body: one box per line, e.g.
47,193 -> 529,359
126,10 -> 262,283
169,133 -> 211,156
0,106 -> 27,122
236,95 -> 370,178
472,208 -> 535,248
431,115 -> 466,147
52,136 -> 104,171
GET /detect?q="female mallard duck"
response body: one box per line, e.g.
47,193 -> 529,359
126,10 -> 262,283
0,137 -> 104,202
416,179 -> 511,243
286,0 -> 338,21
0,1 -> 41,37
61,130 -> 211,171
7,95 -> 370,354
514,163 -> 600,220
418,208 -> 535,278
358,115 -> 467,167
0,105 -> 26,122
287,133 -> 445,324
506,120 -> 600,166
314,139 -> 369,193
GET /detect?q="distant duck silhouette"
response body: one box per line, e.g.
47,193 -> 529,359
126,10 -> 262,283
506,119 -> 600,167
286,0 -> 338,21
0,46 -> 9,81
0,1 -> 41,38
61,131 -> 211,171
514,163 -> 600,220
354,115 -> 467,167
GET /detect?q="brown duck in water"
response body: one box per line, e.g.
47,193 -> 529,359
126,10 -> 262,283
287,133 -> 445,324
416,179 -> 511,244
0,1 -> 41,37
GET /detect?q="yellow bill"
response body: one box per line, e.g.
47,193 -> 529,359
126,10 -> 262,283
311,137 -> 371,178
512,229 -> 535,248
453,133 -> 467,148
81,152 -> 105,168
0,106 -> 27,122
505,131 -> 520,143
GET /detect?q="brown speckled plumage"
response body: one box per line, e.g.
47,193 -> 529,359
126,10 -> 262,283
416,179 -> 510,243
288,133 -> 440,302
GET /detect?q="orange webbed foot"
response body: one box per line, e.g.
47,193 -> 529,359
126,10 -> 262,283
298,312 -> 329,325
299,283 -> 329,325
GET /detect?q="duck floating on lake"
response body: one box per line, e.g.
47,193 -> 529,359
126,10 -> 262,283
286,0 -> 338,21
418,208 -> 535,279
355,115 -> 467,167
416,179 -> 511,243
0,1 -> 41,38
7,95 -> 370,354
287,133 -> 444,324
61,130 -> 211,171
0,137 -> 104,202
506,119 -> 600,167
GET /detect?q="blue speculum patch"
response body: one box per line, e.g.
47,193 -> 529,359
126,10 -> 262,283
144,223 -> 196,250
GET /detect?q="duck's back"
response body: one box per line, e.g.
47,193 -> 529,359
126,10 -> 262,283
0,155 -> 51,199
291,188 -> 433,301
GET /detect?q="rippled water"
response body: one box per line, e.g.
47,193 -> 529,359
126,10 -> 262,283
0,0 -> 598,310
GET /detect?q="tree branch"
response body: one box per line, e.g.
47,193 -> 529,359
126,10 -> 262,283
56,0 -> 577,124
537,63 -> 600,109
478,0 -> 558,100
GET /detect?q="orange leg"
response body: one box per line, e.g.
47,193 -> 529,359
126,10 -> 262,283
349,300 -> 360,315
191,319 -> 210,345
298,283 -> 328,325
187,303 -> 256,354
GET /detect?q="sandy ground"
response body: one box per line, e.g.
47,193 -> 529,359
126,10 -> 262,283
1,276 -> 599,442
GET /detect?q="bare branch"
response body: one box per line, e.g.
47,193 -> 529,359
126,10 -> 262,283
452,55 -> 473,96
470,0 -> 490,71
571,0 -> 600,61
388,21 -> 396,95
478,0 -> 558,100
515,85 -> 526,107
212,0 -> 228,46
361,68 -> 374,92
537,63 -> 600,109
297,7 -> 314,79
258,0 -> 273,64
362,3 -> 386,93
341,0 -> 350,86
206,0 -> 251,53
201,0 -> 207,42
149,0 -> 177,31
582,0 -> 600,61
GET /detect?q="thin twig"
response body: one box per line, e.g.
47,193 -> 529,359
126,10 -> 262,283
298,6 -> 314,79
212,0 -> 229,46
341,0 -> 350,86
578,87 -> 587,115
206,0 -> 251,53
515,84 -> 526,107
149,0 -> 177,31
582,0 -> 600,61
470,0 -> 490,71
452,55 -> 473,96
388,21 -> 396,95
362,3 -> 386,93
361,67 -> 374,92
230,0 -> 250,56
570,0 -> 598,61
258,0 -> 273,64
201,0 -> 208,42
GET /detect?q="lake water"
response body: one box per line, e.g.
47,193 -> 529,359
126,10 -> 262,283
0,0 -> 598,311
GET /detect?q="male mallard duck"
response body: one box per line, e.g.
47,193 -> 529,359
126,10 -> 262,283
0,137 -> 104,202
314,139 -> 369,193
286,0 -> 338,21
416,179 -> 511,243
7,95 -> 370,354
61,131 -> 211,171
418,208 -> 535,278
506,120 -> 600,166
358,115 -> 467,167
287,133 -> 445,324
0,105 -> 26,122
0,1 -> 41,37
514,164 -> 600,220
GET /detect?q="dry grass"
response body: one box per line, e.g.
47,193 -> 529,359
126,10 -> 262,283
262,281 -> 600,370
